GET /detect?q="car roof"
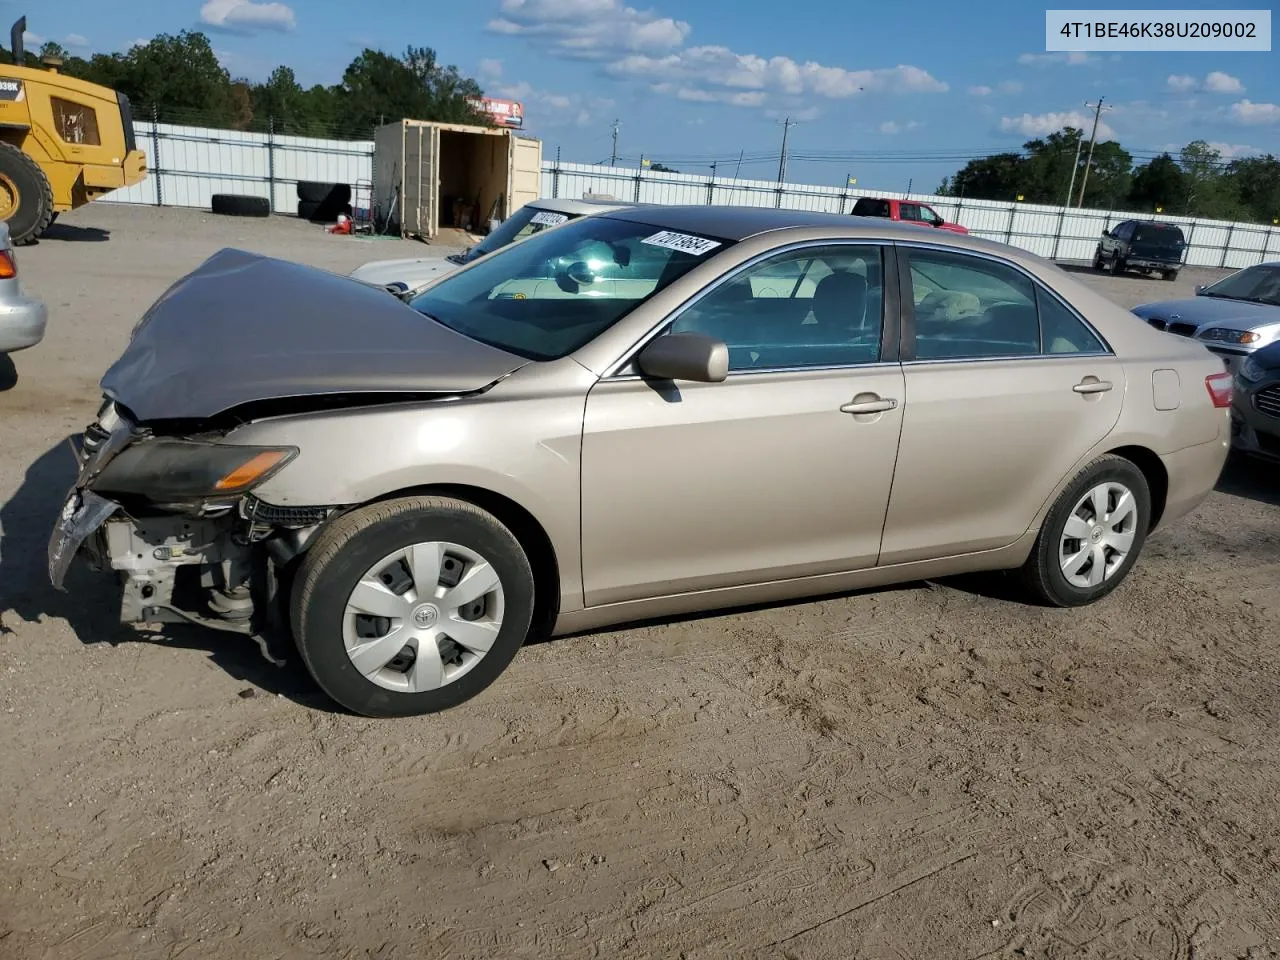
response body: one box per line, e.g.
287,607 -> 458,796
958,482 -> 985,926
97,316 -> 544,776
529,197 -> 640,214
601,204 -> 1036,260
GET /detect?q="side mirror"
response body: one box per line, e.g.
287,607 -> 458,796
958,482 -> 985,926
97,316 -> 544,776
1102,229 -> 1112,238
637,332 -> 729,383
1195,284 -> 1207,295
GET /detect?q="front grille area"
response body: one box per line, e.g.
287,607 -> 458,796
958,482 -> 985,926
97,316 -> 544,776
1167,322 -> 1197,337
1254,384 -> 1280,420
1259,431 -> 1280,456
1145,317 -> 1167,331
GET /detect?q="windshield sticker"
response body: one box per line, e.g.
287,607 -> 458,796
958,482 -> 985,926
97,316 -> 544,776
641,231 -> 722,257
529,210 -> 570,227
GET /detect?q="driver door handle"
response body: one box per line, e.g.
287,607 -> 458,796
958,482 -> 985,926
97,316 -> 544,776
1073,379 -> 1113,394
840,397 -> 898,415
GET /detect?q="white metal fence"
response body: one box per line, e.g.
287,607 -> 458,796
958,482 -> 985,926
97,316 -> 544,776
103,121 -> 1280,271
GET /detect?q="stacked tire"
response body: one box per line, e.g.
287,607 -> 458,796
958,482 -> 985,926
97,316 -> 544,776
296,181 -> 352,223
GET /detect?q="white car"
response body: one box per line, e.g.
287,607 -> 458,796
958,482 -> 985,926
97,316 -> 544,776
0,220 -> 47,354
350,197 -> 635,298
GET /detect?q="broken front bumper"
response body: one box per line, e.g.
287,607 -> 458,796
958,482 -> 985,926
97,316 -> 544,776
47,487 -> 119,590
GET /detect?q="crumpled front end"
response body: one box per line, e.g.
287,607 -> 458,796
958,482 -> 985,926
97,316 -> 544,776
48,399 -> 336,635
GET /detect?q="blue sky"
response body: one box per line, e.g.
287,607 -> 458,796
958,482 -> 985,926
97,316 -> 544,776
16,0 -> 1280,191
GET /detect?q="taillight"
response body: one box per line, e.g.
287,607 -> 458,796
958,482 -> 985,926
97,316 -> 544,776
1205,371 -> 1233,408
0,250 -> 15,280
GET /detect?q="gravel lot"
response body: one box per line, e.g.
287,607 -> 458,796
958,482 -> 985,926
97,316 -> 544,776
2,204 -> 1279,960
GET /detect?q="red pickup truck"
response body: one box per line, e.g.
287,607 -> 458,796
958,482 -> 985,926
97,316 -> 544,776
851,196 -> 969,234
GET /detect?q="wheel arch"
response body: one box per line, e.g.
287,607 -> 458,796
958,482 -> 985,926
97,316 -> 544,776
1103,444 -> 1169,531
360,482 -> 563,640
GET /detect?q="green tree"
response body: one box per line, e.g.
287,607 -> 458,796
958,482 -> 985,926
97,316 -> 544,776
1019,128 -> 1084,205
337,46 -> 488,132
1226,154 -> 1280,224
1179,140 -> 1242,219
1127,153 -> 1187,213
116,32 -> 236,124
947,152 -> 1025,200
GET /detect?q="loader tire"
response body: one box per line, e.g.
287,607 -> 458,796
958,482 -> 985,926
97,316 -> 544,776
0,142 -> 55,245
211,194 -> 270,218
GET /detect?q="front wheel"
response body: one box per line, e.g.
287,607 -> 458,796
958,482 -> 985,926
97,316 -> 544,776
1020,455 -> 1151,607
290,496 -> 536,717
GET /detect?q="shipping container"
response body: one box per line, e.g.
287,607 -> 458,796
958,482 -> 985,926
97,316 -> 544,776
373,119 -> 543,239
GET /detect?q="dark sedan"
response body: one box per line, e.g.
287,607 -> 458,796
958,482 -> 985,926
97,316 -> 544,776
1232,340 -> 1280,462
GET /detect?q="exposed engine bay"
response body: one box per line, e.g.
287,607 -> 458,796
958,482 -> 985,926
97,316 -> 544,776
48,398 -> 337,643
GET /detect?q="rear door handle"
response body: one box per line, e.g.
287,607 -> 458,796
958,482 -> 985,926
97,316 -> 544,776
1073,379 -> 1113,394
840,397 -> 898,414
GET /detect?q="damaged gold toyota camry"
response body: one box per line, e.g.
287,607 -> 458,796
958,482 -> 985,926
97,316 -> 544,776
50,206 -> 1232,718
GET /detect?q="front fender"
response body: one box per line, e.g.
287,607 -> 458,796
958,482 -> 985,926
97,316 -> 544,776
225,383 -> 590,613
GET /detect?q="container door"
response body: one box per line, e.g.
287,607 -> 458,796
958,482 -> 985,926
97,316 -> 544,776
403,124 -> 440,238
507,135 -> 543,219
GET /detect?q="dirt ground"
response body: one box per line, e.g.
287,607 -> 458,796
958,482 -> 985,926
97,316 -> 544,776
2,204 -> 1279,960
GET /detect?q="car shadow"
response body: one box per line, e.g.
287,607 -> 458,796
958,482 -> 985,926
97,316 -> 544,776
0,354 -> 16,391
1055,261 -> 1100,276
1216,453 -> 1280,507
0,436 -> 334,710
33,223 -> 112,243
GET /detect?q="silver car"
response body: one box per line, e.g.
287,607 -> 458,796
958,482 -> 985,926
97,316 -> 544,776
0,220 -> 47,353
50,206 -> 1230,719
1131,261 -> 1280,373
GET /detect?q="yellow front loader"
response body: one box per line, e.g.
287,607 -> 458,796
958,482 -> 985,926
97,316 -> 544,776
0,16 -> 147,243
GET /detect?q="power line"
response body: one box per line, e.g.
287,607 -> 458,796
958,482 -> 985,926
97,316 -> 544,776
1077,97 -> 1113,207
776,117 -> 799,183
609,118 -> 620,166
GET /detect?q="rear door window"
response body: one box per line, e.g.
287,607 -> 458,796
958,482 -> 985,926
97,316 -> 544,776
1132,223 -> 1185,248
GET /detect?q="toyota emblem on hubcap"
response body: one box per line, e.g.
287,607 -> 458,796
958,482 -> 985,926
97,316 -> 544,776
413,605 -> 439,628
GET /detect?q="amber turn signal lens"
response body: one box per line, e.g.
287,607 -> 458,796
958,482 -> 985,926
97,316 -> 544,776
214,450 -> 292,492
0,251 -> 17,280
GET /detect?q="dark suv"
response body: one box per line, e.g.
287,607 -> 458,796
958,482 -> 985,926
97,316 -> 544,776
1093,219 -> 1187,281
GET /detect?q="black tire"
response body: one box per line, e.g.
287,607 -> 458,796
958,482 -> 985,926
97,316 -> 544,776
1163,270 -> 1178,281
1091,246 -> 1103,270
211,194 -> 270,218
290,496 -> 536,718
1108,253 -> 1123,275
0,141 -> 54,244
297,181 -> 351,205
296,199 -> 323,221
1020,454 -> 1152,608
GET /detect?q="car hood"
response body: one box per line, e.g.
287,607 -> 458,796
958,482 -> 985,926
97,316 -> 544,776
348,255 -> 463,292
1132,296 -> 1280,329
102,248 -> 529,422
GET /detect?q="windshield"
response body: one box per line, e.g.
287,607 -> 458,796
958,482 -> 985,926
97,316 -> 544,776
409,214 -> 734,361
1203,264 -> 1280,306
457,204 -> 579,263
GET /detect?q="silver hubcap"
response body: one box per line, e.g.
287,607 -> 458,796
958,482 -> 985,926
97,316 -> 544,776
342,541 -> 505,693
1059,482 -> 1138,589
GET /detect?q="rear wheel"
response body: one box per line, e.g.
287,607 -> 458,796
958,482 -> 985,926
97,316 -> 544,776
1020,454 -> 1151,607
1092,246 -> 1103,270
0,142 -> 54,245
291,496 -> 536,717
1162,269 -> 1178,281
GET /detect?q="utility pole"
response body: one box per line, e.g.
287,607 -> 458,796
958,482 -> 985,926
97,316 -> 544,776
776,117 -> 798,183
1065,134 -> 1084,208
610,119 -> 620,166
1076,98 -> 1111,208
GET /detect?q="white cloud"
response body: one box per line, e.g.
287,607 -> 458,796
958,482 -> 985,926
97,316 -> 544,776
1000,110 -> 1115,139
1169,71 -> 1245,94
969,80 -> 1022,97
880,120 -> 921,135
609,48 -> 946,104
200,0 -> 296,32
1206,141 -> 1262,158
64,33 -> 90,48
1204,71 -> 1244,93
491,1 -> 946,108
1229,99 -> 1280,125
488,0 -> 689,58
22,30 -> 43,46
478,58 -> 503,81
1018,51 -> 1094,66
129,38 -> 148,49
